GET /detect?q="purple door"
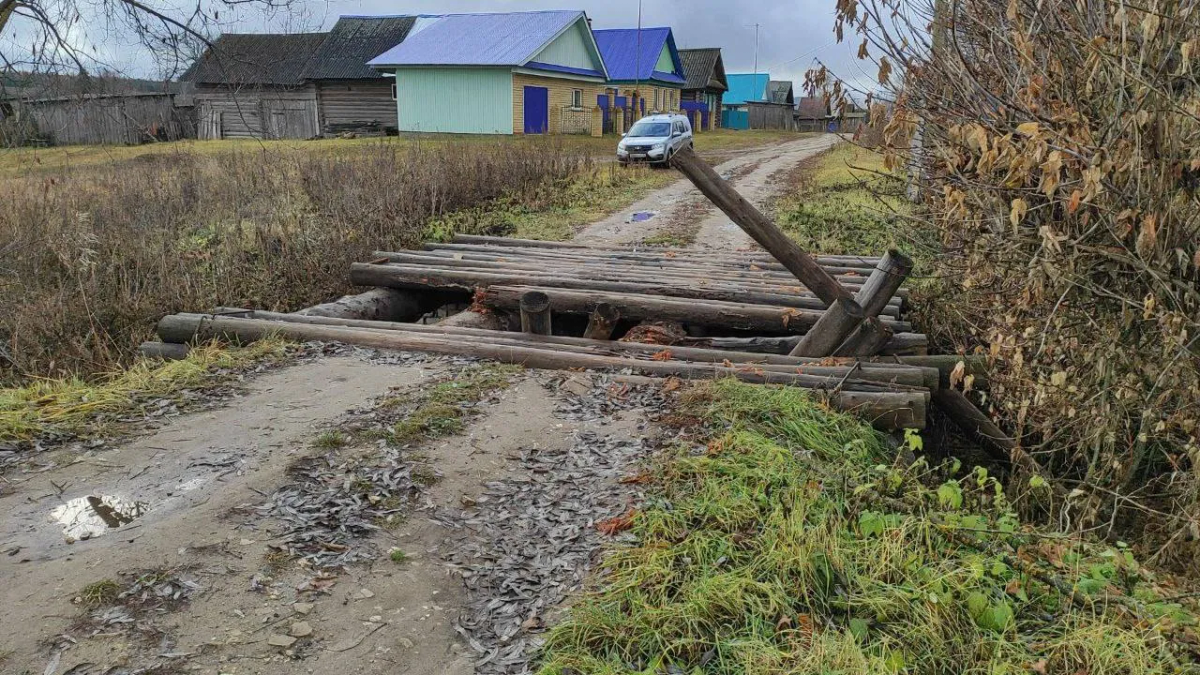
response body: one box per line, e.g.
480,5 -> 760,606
523,86 -> 549,134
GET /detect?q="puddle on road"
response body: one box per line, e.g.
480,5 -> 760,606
629,211 -> 657,223
51,495 -> 148,541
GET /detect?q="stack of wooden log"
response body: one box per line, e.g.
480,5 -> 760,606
148,147 -> 1014,449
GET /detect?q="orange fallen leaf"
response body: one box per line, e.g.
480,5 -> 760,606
597,509 -> 636,535
652,349 -> 674,361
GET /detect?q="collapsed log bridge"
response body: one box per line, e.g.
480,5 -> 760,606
147,147 -> 1010,442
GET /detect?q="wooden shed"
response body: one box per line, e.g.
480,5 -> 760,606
678,48 -> 728,130
301,16 -> 417,135
184,33 -> 328,140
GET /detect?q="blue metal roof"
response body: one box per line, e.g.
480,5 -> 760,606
367,10 -> 591,68
725,73 -> 770,105
593,27 -> 686,84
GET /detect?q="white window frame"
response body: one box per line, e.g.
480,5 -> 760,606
571,89 -> 583,109
391,82 -> 397,101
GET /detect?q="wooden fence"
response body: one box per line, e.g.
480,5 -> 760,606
746,102 -> 797,131
1,93 -> 195,146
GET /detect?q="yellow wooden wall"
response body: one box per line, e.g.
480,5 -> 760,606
512,73 -> 602,135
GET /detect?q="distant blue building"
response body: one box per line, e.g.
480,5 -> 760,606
722,72 -> 769,129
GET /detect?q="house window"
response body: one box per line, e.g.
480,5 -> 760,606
391,82 -> 397,101
572,89 -> 583,109
670,90 -> 676,109
654,88 -> 660,110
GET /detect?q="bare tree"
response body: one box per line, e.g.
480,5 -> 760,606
0,0 -> 297,84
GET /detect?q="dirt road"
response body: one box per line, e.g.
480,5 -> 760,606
575,133 -> 842,248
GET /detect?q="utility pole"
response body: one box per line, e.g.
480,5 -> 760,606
634,0 -> 642,115
746,22 -> 761,100
753,23 -> 760,85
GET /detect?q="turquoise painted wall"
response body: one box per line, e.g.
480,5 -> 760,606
655,44 -> 674,73
394,68 -> 514,134
531,21 -> 602,71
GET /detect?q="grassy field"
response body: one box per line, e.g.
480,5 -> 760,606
0,127 -> 810,383
0,129 -> 800,178
537,380 -> 1199,674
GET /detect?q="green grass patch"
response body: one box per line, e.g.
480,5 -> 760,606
536,379 -> 1196,675
388,363 -> 522,444
777,143 -> 936,264
78,579 -> 122,608
0,340 -> 291,443
313,430 -> 349,450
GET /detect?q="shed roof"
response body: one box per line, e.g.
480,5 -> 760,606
592,28 -> 686,84
367,10 -> 600,73
678,48 -> 727,92
302,16 -> 417,80
725,73 -> 769,105
767,80 -> 794,105
182,33 -> 328,85
796,96 -> 829,119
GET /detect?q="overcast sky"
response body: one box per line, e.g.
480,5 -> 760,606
3,0 -> 877,96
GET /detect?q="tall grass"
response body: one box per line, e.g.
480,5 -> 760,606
0,140 -> 588,382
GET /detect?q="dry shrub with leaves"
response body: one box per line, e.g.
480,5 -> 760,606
819,0 -> 1200,565
0,140 -> 587,382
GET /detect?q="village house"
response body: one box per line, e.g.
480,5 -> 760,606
721,73 -> 769,129
592,27 -> 687,118
678,47 -> 728,130
795,95 -> 830,131
766,80 -> 795,106
368,11 -> 608,135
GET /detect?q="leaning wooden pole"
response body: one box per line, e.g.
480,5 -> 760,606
669,148 -> 865,356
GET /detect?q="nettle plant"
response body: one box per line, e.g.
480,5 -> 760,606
817,0 -> 1200,565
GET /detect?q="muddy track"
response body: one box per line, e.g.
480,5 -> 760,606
0,355 -> 656,675
574,133 -> 842,249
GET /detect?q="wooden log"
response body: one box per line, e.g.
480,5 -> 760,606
833,316 -> 895,357
519,291 -> 552,335
296,287 -> 431,322
668,148 -> 856,307
855,250 -> 914,318
930,390 -> 1019,465
419,244 -> 883,281
349,262 -> 902,317
684,332 -> 929,357
157,314 -> 927,430
891,355 -> 989,390
608,374 -> 926,431
439,309 -> 504,330
444,235 -> 886,267
790,298 -> 866,357
584,303 -> 621,340
201,310 -> 934,388
378,251 -> 905,304
482,285 -> 911,335
138,341 -> 191,361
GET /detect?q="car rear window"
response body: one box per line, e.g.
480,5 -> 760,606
629,122 -> 671,137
